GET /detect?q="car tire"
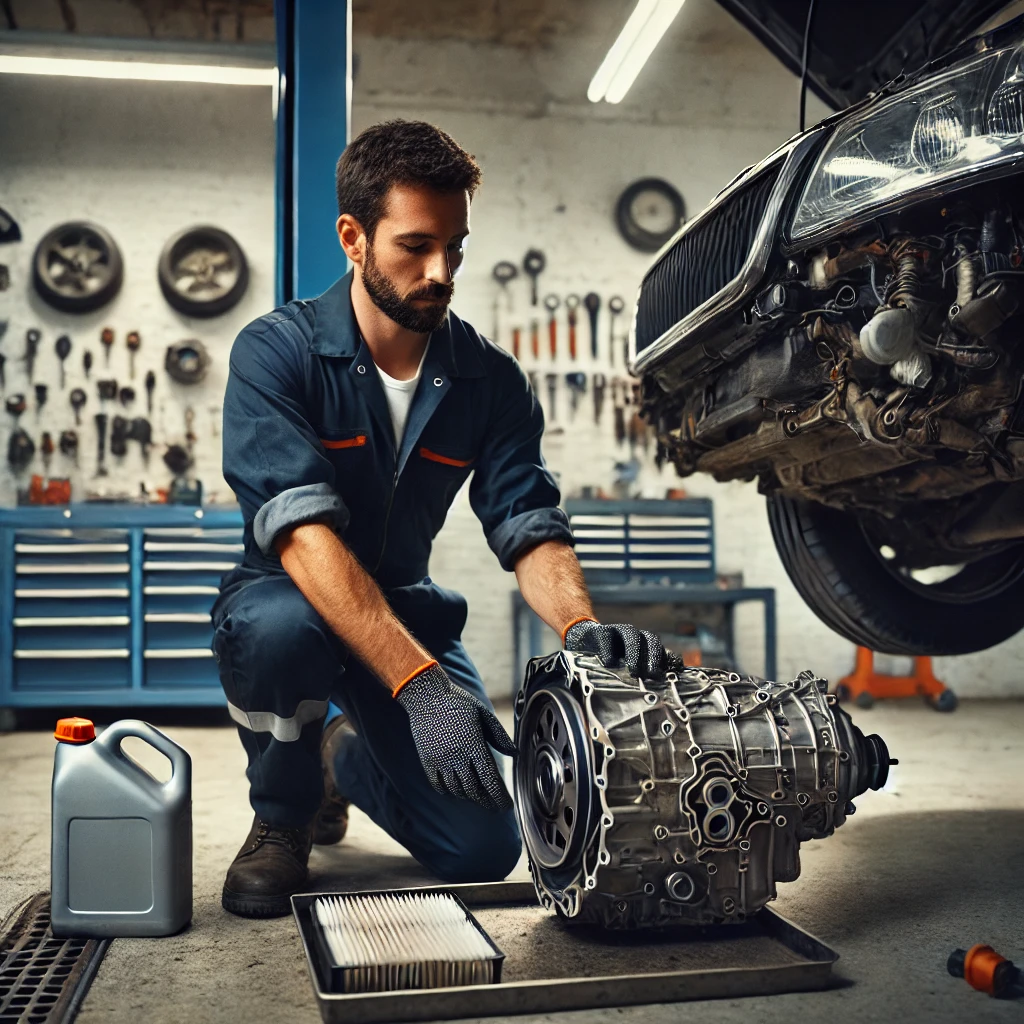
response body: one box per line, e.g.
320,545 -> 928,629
32,221 -> 124,313
158,225 -> 249,318
766,492 -> 1024,656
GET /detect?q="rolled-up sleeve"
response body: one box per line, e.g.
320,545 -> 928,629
469,357 -> 574,571
223,321 -> 349,556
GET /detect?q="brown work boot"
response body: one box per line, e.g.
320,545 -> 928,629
221,814 -> 313,918
312,714 -> 354,846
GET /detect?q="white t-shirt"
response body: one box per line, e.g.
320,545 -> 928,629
374,340 -> 430,449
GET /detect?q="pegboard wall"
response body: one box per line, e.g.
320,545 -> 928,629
0,73 -> 276,508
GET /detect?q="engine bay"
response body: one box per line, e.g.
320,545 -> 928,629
641,175 -> 1024,568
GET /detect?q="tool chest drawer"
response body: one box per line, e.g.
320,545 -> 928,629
0,504 -> 243,712
565,498 -> 716,585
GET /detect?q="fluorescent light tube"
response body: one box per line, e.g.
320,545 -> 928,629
588,0 -> 685,104
587,0 -> 657,103
0,54 -> 276,86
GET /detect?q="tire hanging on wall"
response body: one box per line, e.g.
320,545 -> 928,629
158,225 -> 249,318
32,221 -> 124,313
615,178 -> 685,253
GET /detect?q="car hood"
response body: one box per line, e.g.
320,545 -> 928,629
715,0 -> 1018,109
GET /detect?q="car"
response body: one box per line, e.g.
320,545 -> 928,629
630,3 -> 1024,656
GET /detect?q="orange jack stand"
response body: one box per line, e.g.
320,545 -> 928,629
837,646 -> 958,712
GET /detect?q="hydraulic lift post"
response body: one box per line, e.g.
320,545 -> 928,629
274,0 -> 352,304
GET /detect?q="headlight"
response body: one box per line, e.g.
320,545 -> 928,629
791,36 -> 1024,241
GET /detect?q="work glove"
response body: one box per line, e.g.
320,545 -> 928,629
394,660 -> 516,813
562,617 -> 667,679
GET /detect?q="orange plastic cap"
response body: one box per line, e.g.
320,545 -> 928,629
55,717 -> 96,743
963,944 -> 1008,995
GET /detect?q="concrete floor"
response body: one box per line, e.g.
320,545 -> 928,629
1,699 -> 1022,1024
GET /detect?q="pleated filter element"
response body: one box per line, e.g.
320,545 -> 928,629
311,891 -> 506,993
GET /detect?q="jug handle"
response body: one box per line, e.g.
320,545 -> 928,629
96,720 -> 192,801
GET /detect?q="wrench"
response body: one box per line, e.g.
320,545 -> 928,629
543,294 -> 560,360
583,292 -> 600,360
565,294 -> 580,360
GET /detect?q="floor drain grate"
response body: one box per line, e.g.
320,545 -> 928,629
0,893 -> 109,1024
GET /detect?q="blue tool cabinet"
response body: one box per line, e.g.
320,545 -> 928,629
0,504 -> 243,722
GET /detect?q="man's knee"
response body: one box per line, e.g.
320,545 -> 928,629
427,813 -> 522,883
217,581 -> 342,681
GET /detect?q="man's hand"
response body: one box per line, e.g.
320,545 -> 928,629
395,662 -> 516,812
563,617 -> 667,678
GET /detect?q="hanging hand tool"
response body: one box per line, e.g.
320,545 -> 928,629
530,318 -> 540,360
41,431 -> 54,470
163,443 -> 191,476
100,326 -> 114,366
491,262 -> 518,342
565,372 -> 587,419
69,388 -> 86,426
145,369 -> 156,413
184,405 -> 197,456
119,386 -> 135,407
523,249 -> 546,306
129,417 -> 153,461
6,393 -> 26,418
97,379 -> 118,402
83,349 -> 93,379
59,429 -> 79,465
608,296 -> 624,367
545,373 -> 558,422
0,353 -> 6,391
584,292 -> 601,360
7,428 -> 34,472
126,330 -> 141,378
512,326 -> 521,361
565,294 -> 580,360
55,334 -> 71,388
612,379 -> 626,446
110,415 -> 129,457
94,412 -> 109,477
543,294 -> 560,360
527,370 -> 539,396
34,383 -> 47,418
592,372 -> 607,424
24,329 -> 40,382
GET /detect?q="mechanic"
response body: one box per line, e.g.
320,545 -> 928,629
211,119 -> 668,918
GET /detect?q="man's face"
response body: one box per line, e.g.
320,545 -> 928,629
341,183 -> 470,333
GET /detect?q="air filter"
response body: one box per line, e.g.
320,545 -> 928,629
311,891 -> 505,994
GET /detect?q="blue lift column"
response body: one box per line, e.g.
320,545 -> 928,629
274,0 -> 352,304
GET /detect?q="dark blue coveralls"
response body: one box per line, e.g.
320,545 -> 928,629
211,271 -> 574,882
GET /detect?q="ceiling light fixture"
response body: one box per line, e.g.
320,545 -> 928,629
0,54 -> 276,86
588,0 -> 686,105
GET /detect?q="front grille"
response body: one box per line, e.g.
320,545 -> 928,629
635,163 -> 782,356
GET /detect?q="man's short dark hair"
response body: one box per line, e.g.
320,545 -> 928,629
336,120 -> 482,239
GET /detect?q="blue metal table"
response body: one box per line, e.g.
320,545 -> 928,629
512,584 -> 777,695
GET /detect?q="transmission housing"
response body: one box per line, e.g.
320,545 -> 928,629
513,650 -> 893,929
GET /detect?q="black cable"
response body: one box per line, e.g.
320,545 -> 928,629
1,0 -> 16,31
799,0 -> 818,132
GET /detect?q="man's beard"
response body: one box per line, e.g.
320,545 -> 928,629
362,243 -> 454,333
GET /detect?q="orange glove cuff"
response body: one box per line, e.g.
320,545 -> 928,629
392,659 -> 439,698
561,616 -> 598,646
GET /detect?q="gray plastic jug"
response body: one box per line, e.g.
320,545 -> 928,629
50,717 -> 192,938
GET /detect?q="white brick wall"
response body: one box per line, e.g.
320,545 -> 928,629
3,0 -> 1022,699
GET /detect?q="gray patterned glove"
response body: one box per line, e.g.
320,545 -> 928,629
394,661 -> 516,812
563,618 -> 667,678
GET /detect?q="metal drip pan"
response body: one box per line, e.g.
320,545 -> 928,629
293,881 -> 839,1024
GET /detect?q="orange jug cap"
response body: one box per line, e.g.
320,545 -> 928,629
55,717 -> 96,743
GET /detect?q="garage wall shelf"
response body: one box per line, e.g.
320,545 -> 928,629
512,498 -> 777,691
0,504 -> 242,721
